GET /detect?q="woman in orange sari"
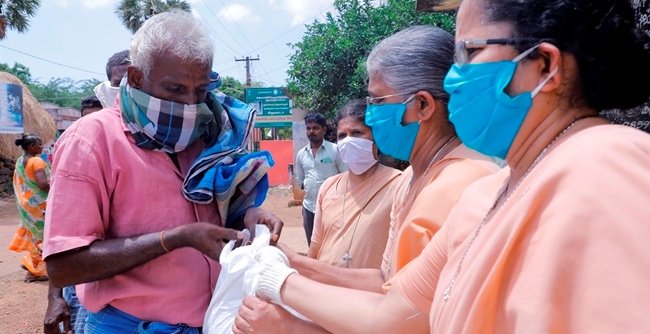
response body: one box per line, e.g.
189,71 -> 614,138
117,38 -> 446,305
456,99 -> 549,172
9,133 -> 50,282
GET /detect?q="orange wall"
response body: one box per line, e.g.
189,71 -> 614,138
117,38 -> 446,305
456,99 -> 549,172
260,140 -> 293,186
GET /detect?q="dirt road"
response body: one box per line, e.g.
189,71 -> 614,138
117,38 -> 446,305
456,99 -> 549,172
0,186 -> 307,333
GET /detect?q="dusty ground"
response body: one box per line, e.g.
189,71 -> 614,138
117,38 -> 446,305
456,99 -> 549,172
0,186 -> 306,334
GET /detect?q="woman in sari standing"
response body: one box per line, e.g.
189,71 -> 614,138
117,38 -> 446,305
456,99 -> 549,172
9,133 -> 50,282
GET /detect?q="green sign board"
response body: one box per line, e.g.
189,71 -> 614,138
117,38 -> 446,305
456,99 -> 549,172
245,87 -> 292,128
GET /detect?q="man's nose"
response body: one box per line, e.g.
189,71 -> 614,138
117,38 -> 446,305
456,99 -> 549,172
177,92 -> 204,105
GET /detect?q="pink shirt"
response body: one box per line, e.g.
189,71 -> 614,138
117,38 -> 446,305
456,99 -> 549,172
43,107 -> 222,327
395,125 -> 650,333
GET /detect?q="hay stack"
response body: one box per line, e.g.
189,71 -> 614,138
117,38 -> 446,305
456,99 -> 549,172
0,72 -> 56,159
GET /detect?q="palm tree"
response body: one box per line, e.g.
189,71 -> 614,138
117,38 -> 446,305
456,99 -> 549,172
0,0 -> 41,40
115,0 -> 191,34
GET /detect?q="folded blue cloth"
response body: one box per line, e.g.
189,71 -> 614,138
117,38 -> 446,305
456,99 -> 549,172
182,91 -> 275,226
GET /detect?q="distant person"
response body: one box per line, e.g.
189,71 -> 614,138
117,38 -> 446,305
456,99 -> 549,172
295,112 -> 347,245
8,133 -> 49,283
93,49 -> 130,108
80,95 -> 102,117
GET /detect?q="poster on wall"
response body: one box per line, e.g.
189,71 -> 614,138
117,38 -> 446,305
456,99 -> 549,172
0,83 -> 24,134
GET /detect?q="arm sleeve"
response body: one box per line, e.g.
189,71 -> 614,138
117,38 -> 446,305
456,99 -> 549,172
295,150 -> 305,188
26,156 -> 47,173
42,126 -> 111,259
391,221 -> 450,316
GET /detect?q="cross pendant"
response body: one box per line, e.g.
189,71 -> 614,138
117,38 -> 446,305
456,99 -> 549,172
343,252 -> 352,268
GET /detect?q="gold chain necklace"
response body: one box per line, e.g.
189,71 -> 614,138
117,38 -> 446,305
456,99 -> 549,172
442,119 -> 582,302
340,164 -> 379,268
384,135 -> 457,277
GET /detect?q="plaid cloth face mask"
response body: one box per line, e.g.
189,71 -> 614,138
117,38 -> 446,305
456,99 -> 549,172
119,82 -> 218,153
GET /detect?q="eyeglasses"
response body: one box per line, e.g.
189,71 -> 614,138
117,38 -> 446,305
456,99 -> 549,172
366,92 -> 415,105
454,38 -> 539,66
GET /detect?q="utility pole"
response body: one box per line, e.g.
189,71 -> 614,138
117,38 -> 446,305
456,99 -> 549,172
235,55 -> 260,87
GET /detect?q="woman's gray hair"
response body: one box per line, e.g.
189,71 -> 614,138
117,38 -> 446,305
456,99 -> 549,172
130,10 -> 214,80
366,25 -> 455,105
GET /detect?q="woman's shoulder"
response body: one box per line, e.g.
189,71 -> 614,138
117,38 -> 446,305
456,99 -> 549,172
377,164 -> 403,179
555,124 -> 650,169
568,123 -> 650,147
443,144 -> 503,174
25,156 -> 47,169
320,172 -> 345,193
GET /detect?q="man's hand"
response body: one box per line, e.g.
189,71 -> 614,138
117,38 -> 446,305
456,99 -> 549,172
43,284 -> 72,334
174,222 -> 244,261
243,207 -> 283,245
233,296 -> 296,334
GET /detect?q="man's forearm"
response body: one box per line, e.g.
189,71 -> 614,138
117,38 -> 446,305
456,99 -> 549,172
291,255 -> 385,293
47,282 -> 63,303
46,228 -> 181,288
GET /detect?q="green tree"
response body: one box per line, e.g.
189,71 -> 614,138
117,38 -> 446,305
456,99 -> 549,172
286,0 -> 455,119
1,61 -> 101,108
218,76 -> 246,101
0,62 -> 33,84
217,76 -> 267,101
115,0 -> 191,34
0,0 -> 41,39
29,77 -> 102,109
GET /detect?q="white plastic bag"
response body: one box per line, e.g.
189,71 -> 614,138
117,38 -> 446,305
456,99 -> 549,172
203,225 -> 305,334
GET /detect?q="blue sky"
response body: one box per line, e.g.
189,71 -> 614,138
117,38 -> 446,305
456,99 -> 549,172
0,0 -> 337,88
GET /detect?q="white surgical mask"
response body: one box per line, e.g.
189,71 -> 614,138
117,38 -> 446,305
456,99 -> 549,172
93,81 -> 121,108
337,136 -> 378,175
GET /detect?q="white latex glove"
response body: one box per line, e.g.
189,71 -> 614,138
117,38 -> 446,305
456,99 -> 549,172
254,245 -> 290,266
254,262 -> 297,305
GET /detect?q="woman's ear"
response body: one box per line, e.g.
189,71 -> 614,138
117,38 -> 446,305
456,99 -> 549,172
415,91 -> 437,122
535,42 -> 563,93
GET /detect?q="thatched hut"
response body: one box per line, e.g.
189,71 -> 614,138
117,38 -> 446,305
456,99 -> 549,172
0,71 -> 56,159
0,72 -> 56,197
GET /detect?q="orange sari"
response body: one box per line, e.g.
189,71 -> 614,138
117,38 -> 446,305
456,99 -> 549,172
8,155 -> 48,277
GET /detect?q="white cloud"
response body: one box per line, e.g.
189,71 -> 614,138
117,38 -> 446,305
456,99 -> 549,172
275,0 -> 335,26
217,4 -> 260,23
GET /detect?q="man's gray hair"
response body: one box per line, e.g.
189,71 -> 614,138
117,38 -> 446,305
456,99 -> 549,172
366,25 -> 455,106
130,9 -> 214,79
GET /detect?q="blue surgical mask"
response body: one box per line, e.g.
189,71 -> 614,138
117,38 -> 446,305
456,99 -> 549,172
365,95 -> 419,162
444,45 -> 557,159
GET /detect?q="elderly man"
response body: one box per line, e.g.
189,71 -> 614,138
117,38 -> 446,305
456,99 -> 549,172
42,10 -> 281,333
93,49 -> 130,108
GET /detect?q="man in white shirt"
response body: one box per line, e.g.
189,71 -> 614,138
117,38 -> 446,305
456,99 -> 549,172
295,112 -> 347,245
93,50 -> 130,108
